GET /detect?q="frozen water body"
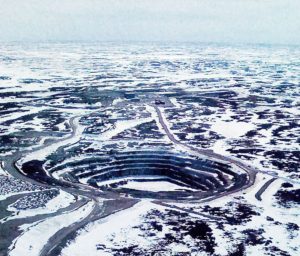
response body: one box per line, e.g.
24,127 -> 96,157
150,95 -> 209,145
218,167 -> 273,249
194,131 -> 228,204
211,120 -> 255,138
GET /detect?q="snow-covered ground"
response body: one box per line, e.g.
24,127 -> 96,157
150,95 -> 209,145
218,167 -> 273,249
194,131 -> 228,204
211,120 -> 255,138
61,201 -> 166,256
5,190 -> 75,222
0,42 -> 299,255
9,200 -> 94,256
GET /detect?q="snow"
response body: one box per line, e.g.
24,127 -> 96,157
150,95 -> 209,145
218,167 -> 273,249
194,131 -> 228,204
169,98 -> 181,108
211,120 -> 255,138
9,200 -> 94,256
211,222 -> 236,255
60,201 -> 165,256
55,121 -> 67,131
207,172 -> 300,255
211,140 -> 230,156
0,107 -> 47,124
112,98 -> 122,105
19,116 -> 84,165
98,118 -> 153,140
0,162 -> 10,176
5,190 -> 75,222
0,190 -> 32,201
0,43 -> 299,256
121,180 -> 195,192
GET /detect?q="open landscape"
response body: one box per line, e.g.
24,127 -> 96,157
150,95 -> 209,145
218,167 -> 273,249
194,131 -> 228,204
0,42 -> 299,255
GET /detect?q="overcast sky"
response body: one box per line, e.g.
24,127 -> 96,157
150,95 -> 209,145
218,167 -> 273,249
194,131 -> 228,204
0,0 -> 299,44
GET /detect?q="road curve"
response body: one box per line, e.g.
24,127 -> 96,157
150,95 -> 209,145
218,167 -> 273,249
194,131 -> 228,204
1,106 -> 289,255
153,105 -> 257,199
1,114 -> 135,256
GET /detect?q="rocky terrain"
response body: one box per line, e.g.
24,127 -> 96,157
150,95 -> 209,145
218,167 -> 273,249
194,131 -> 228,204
0,43 -> 299,256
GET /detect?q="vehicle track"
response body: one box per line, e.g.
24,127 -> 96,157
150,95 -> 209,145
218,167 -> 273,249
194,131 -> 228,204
1,106 -> 290,255
1,115 -> 136,256
153,105 -> 257,199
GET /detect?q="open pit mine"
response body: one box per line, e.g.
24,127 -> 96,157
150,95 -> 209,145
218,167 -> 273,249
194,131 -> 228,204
0,43 -> 299,256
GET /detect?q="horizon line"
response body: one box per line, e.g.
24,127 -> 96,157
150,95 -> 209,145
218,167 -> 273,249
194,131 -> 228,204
0,40 -> 300,47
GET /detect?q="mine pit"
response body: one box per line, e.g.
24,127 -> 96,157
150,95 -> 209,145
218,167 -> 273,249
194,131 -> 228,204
48,150 -> 248,200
